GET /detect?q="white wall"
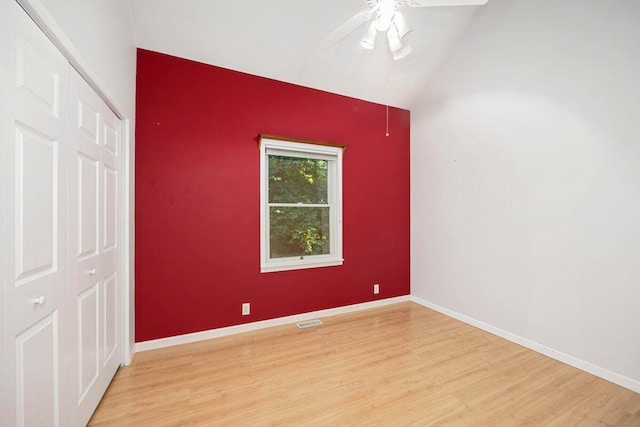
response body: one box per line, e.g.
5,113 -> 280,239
35,0 -> 136,117
411,0 -> 640,391
22,0 -> 137,353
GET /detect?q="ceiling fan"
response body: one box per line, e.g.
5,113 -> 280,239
317,0 -> 490,60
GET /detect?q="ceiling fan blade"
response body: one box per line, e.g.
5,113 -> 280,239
316,9 -> 375,50
407,0 -> 489,7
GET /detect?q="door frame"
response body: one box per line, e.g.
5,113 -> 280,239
14,0 -> 134,365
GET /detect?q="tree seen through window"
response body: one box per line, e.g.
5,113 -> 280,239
268,155 -> 330,258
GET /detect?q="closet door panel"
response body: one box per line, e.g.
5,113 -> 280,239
77,152 -> 100,259
69,68 -> 121,426
16,313 -> 59,427
77,284 -> 99,400
103,272 -> 118,365
14,125 -> 58,285
4,1 -> 71,426
103,164 -> 118,253
101,106 -> 120,374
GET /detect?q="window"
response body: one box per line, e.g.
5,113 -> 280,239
260,135 -> 344,273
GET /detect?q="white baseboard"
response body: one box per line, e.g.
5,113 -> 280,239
126,343 -> 136,366
410,295 -> 640,394
136,296 -> 410,352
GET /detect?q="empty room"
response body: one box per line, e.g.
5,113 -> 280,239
1,0 -> 639,425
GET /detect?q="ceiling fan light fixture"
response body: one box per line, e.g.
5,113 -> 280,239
375,14 -> 394,32
376,0 -> 397,31
392,39 -> 412,60
392,11 -> 413,39
387,25 -> 402,52
361,21 -> 377,50
317,0 -> 492,59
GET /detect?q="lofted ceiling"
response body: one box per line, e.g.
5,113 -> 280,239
130,0 -> 490,109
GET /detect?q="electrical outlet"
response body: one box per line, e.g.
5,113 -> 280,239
242,303 -> 250,315
373,283 -> 380,294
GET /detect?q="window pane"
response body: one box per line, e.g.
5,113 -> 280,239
269,206 -> 330,258
268,155 -> 328,204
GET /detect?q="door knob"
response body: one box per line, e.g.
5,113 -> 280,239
88,268 -> 96,276
34,296 -> 45,305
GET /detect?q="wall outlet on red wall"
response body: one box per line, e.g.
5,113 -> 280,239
242,303 -> 250,315
374,284 -> 380,295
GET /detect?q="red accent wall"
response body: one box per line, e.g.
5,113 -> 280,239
135,49 -> 410,342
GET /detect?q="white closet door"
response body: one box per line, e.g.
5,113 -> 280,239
3,1 -> 73,426
1,2 -> 124,426
68,68 -> 122,426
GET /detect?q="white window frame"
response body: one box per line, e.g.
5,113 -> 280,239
260,136 -> 343,273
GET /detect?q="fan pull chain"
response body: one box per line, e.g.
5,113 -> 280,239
385,79 -> 390,137
386,104 -> 389,137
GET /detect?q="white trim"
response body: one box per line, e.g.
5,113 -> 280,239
260,137 -> 343,273
136,296 -> 410,352
0,4 -> 10,424
409,295 -> 640,394
128,343 -> 136,364
260,257 -> 344,273
121,119 -> 133,366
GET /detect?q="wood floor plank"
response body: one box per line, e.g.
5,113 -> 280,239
89,302 -> 640,426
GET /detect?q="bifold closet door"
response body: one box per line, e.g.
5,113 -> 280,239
3,0 -> 73,425
68,68 -> 122,426
1,1 -> 123,425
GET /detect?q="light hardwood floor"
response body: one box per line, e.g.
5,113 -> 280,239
89,302 -> 640,426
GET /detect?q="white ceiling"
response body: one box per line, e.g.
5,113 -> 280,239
130,0 -> 489,109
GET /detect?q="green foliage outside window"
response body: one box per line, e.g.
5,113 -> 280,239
268,155 -> 330,258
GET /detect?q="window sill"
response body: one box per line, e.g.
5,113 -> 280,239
260,258 -> 343,273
